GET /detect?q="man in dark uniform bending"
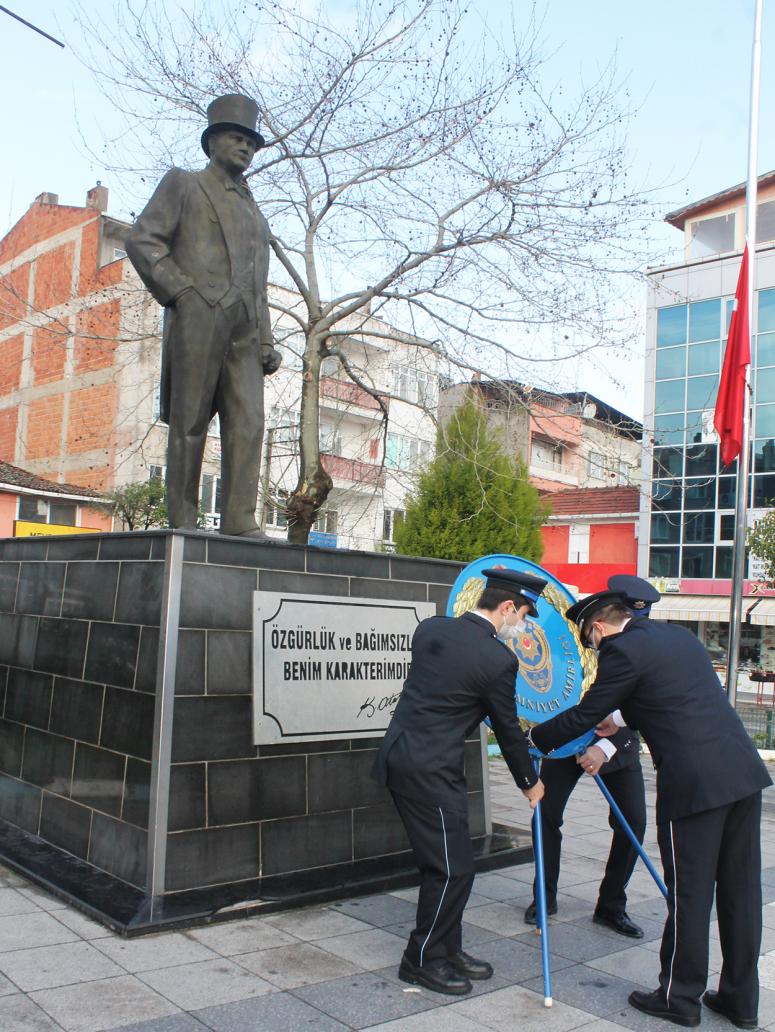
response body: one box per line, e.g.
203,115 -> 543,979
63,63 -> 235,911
531,588 -> 772,1029
524,576 -> 658,938
371,569 -> 546,996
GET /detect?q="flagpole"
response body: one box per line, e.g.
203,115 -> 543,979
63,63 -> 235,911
726,0 -> 762,705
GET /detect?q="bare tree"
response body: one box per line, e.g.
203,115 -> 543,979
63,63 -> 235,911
72,0 -> 659,542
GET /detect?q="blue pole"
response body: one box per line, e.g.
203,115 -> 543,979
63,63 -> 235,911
593,773 -> 668,899
532,757 -> 553,1007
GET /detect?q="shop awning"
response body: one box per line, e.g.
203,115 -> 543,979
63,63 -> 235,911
649,595 -> 750,622
746,598 -> 775,625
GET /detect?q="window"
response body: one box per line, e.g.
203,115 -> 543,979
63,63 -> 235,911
18,496 -> 77,526
313,508 -> 338,534
617,461 -> 630,486
587,451 -> 606,479
200,474 -> 221,515
386,434 -> 431,471
393,367 -> 435,406
321,355 -> 340,377
383,508 -> 405,543
265,490 -> 288,528
531,438 -> 563,472
149,465 -> 165,482
208,414 -> 221,438
268,408 -> 299,447
152,384 -> 161,421
319,424 -> 342,456
49,501 -> 77,526
18,496 -> 48,524
657,305 -> 687,348
689,214 -> 735,258
758,200 -> 775,244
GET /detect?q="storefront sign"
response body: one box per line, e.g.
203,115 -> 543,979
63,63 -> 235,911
14,521 -> 100,538
252,591 -> 435,744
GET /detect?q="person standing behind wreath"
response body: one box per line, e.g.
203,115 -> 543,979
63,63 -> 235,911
523,575 -> 658,938
126,94 -> 283,538
530,588 -> 771,1029
371,569 -> 546,996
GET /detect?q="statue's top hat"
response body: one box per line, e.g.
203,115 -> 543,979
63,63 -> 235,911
481,568 -> 547,617
201,94 -> 266,156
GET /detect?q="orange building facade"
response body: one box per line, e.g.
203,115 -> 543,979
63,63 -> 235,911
0,187 -> 158,492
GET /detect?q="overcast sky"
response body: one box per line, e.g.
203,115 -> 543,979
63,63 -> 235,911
1,0 -> 772,420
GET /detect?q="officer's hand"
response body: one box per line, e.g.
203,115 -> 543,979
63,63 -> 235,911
522,779 -> 544,809
595,715 -> 618,737
576,745 -> 606,776
262,344 -> 282,376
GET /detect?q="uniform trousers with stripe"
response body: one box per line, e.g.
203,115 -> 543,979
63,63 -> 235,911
532,757 -> 646,915
657,791 -> 762,1020
391,791 -> 475,966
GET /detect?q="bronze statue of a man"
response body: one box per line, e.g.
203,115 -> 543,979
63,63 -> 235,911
126,94 -> 281,537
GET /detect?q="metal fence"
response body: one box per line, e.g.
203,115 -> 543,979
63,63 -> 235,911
737,701 -> 775,748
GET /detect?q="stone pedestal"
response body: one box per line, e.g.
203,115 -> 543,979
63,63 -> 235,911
0,531 -> 531,933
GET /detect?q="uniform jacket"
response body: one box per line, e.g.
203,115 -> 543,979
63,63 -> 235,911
125,165 -> 272,422
594,726 -> 640,775
371,611 -> 537,811
531,617 -> 771,823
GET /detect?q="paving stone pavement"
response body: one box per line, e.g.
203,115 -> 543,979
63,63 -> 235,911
1,759 -> 774,1031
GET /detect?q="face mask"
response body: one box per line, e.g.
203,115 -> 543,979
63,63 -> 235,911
497,612 -> 527,640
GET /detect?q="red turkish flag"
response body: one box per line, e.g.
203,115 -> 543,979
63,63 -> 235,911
714,245 -> 751,466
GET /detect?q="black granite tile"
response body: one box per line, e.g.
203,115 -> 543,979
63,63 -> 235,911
208,756 -> 306,825
4,668 -> 53,729
21,727 -> 74,794
175,629 -> 205,695
428,583 -> 452,614
0,613 -> 37,668
353,801 -> 410,859
258,569 -> 349,596
179,563 -> 256,630
49,677 -> 104,744
0,666 -> 6,715
206,630 -> 251,695
150,534 -> 168,559
39,792 -> 91,859
390,556 -> 462,584
71,742 -> 125,817
257,739 -> 346,757
165,824 -> 259,891
0,772 -> 41,834
16,562 -> 66,616
468,790 -> 486,837
89,812 -> 147,887
171,696 -> 253,762
0,538 -> 49,561
0,718 -> 24,777
465,739 -> 484,790
100,686 -> 155,760
135,626 -> 159,694
306,550 -> 390,578
262,810 -> 352,875
207,537 -> 306,571
0,562 -> 19,612
47,537 -> 100,561
308,749 -> 384,812
349,577 -> 427,601
35,617 -> 87,678
61,561 -> 119,621
168,763 -> 206,831
99,536 -> 152,560
183,535 -> 206,562
122,757 -> 151,829
115,561 -> 164,626
85,622 -> 141,689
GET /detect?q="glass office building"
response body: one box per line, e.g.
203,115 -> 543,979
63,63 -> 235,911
649,288 -> 775,580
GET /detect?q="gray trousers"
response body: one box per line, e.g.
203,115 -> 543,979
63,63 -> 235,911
165,290 -> 264,535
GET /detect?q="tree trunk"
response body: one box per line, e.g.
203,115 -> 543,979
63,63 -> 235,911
286,330 -> 333,544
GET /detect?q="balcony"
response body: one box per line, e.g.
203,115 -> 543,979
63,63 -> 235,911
322,453 -> 385,487
320,376 -> 388,416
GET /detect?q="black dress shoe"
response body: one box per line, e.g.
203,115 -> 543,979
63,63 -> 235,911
593,909 -> 644,938
629,989 -> 700,1027
524,900 -> 558,925
398,955 -> 472,996
447,950 -> 494,980
703,990 -> 758,1029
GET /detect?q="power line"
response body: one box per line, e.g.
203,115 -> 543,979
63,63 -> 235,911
0,6 -> 65,48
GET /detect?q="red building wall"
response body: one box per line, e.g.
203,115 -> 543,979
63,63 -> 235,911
589,522 -> 637,564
